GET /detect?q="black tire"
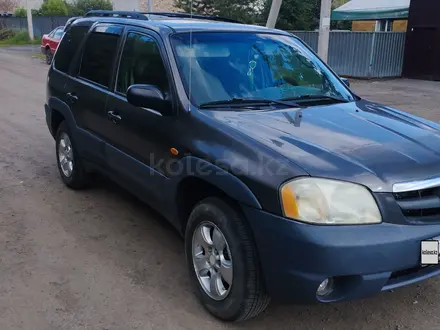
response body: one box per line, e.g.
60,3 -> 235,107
55,121 -> 89,189
45,49 -> 53,65
185,197 -> 270,322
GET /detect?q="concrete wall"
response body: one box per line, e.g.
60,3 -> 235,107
112,0 -> 140,11
17,0 -> 43,10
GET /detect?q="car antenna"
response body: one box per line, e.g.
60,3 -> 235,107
188,0 -> 194,112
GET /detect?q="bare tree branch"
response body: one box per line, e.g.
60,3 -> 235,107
0,0 -> 18,12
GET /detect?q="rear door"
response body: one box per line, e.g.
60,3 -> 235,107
64,24 -> 124,164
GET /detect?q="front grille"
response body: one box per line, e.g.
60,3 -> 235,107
393,187 -> 440,219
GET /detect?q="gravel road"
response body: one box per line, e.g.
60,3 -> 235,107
1,48 -> 440,330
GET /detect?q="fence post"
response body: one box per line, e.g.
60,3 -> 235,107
368,32 -> 376,78
26,1 -> 34,40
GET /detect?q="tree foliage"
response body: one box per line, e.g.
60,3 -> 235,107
173,0 -> 351,31
262,0 -> 320,31
174,0 -> 262,24
39,0 -> 69,16
14,7 -> 26,17
31,0 -> 112,16
69,0 -> 113,16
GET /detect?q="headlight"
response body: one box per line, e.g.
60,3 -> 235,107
280,177 -> 382,225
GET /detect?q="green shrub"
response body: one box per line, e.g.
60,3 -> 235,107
39,0 -> 69,16
14,7 -> 27,17
0,30 -> 41,45
70,0 -> 113,15
0,28 -> 14,41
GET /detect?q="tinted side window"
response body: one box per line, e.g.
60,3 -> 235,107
79,26 -> 122,88
54,25 -> 89,73
117,33 -> 169,94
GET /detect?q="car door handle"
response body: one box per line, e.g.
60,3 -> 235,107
107,111 -> 122,124
66,92 -> 78,103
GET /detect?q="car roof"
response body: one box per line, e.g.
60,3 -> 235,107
70,14 -> 291,36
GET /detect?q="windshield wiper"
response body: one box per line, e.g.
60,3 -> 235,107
282,94 -> 349,103
199,98 -> 302,109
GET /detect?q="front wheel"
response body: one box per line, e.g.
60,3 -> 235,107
185,197 -> 270,322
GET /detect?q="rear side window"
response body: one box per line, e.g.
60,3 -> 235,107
79,25 -> 123,88
54,25 -> 89,73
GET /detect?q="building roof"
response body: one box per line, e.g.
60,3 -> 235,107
332,0 -> 410,21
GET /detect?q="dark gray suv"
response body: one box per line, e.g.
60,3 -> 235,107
45,10 -> 440,322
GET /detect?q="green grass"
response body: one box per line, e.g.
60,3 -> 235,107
0,31 -> 41,46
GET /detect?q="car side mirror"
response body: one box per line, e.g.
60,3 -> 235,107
341,77 -> 350,88
127,84 -> 171,115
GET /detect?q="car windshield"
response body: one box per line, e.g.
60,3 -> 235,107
170,32 -> 355,108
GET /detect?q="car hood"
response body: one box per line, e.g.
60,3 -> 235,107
205,100 -> 440,192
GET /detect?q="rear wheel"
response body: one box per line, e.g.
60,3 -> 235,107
185,197 -> 270,322
55,121 -> 89,189
45,48 -> 53,65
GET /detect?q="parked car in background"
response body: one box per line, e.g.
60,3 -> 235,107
41,26 -> 64,64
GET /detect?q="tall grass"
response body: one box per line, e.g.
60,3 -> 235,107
0,30 -> 41,46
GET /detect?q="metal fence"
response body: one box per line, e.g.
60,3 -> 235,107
0,16 -> 72,38
292,31 -> 406,78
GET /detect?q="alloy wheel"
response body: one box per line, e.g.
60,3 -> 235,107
192,221 -> 233,301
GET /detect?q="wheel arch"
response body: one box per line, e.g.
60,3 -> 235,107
171,157 -> 262,233
47,97 -> 79,142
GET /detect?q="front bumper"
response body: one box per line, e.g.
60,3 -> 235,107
242,205 -> 440,304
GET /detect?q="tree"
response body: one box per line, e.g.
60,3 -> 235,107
70,0 -> 113,16
331,0 -> 351,30
0,0 -> 18,12
39,0 -> 69,16
14,7 -> 26,17
174,0 -> 262,24
261,0 -> 320,31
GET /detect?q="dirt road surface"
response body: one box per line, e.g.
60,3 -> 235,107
1,48 -> 440,330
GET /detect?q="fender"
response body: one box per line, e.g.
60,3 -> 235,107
169,156 -> 262,210
47,97 -> 104,160
48,96 -> 77,130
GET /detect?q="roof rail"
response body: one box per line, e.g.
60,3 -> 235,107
144,12 -> 241,24
84,10 -> 149,20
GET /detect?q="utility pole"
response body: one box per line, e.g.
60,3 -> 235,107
26,0 -> 34,41
148,0 -> 153,12
318,0 -> 332,62
266,0 -> 282,29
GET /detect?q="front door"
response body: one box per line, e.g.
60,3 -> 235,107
104,30 -> 177,204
